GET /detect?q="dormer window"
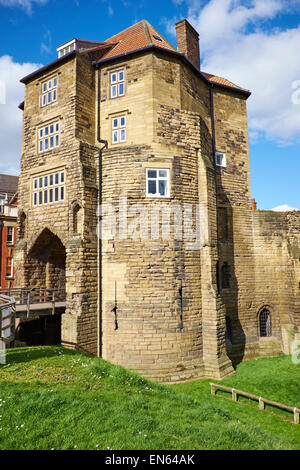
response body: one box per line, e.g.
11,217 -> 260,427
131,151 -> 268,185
58,41 -> 76,58
41,76 -> 57,107
110,69 -> 125,99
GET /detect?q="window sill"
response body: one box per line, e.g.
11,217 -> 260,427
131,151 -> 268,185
40,101 -> 58,109
146,195 -> 171,199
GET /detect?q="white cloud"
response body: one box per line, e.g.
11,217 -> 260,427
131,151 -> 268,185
166,0 -> 300,144
0,55 -> 41,175
272,204 -> 299,212
0,0 -> 48,15
40,29 -> 52,55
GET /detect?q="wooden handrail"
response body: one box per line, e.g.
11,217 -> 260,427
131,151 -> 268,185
0,294 -> 16,344
210,383 -> 300,424
0,288 -> 66,305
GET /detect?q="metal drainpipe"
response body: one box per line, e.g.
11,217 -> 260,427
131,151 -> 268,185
96,65 -> 108,358
0,220 -> 2,287
209,84 -> 221,290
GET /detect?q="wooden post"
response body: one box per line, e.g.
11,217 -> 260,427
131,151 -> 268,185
258,397 -> 265,410
210,383 -> 216,395
232,388 -> 238,402
294,409 -> 300,425
27,291 -> 30,318
10,305 -> 15,347
52,290 -> 55,315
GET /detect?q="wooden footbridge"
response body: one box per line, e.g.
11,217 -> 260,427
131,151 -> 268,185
0,288 -> 66,344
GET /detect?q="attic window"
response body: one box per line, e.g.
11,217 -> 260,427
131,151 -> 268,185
153,35 -> 162,42
58,41 -> 76,58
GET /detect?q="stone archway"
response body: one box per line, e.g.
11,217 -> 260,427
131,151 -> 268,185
16,228 -> 66,347
25,228 -> 66,292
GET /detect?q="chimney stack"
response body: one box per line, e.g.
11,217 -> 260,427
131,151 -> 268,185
251,198 -> 257,211
176,19 -> 200,70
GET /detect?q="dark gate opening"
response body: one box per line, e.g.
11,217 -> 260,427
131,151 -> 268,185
16,314 -> 62,346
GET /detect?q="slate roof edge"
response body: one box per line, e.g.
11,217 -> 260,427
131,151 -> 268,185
93,45 -> 251,98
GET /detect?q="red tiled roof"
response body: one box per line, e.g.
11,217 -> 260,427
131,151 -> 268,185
20,19 -> 249,96
99,20 -> 248,94
201,72 -> 247,93
102,20 -> 176,60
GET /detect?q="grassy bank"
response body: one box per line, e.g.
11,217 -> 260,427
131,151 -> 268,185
0,347 -> 299,450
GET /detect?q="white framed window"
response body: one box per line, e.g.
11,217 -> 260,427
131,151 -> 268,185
146,168 -> 170,198
215,152 -> 226,168
6,227 -> 14,246
33,170 -> 65,207
58,43 -> 75,58
112,116 -> 126,144
110,69 -> 125,99
38,121 -> 60,153
41,76 -> 57,107
5,257 -> 14,279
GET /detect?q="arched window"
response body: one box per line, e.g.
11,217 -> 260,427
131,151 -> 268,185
221,262 -> 230,289
73,203 -> 83,234
259,309 -> 272,337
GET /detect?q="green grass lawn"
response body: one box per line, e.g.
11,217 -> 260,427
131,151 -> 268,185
0,346 -> 299,450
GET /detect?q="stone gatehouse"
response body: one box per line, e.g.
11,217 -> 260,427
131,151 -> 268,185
15,18 -> 300,383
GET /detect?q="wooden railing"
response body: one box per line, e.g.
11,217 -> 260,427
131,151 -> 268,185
210,382 -> 300,424
0,294 -> 16,344
0,288 -> 66,318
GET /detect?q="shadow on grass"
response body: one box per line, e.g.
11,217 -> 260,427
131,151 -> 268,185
1,346 -> 83,366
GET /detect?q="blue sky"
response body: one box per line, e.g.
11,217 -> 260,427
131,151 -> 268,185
0,0 -> 300,210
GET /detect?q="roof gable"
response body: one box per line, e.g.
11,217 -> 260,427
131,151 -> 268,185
0,174 -> 19,194
102,20 -> 176,60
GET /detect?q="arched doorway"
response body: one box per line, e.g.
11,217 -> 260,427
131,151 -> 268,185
26,228 -> 66,292
18,228 -> 66,346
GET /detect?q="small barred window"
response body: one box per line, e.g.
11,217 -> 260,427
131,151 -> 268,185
259,309 -> 272,337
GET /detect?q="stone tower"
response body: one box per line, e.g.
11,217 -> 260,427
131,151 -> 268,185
15,19 -> 300,383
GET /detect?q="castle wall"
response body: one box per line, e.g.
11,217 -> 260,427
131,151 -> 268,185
251,211 -> 300,355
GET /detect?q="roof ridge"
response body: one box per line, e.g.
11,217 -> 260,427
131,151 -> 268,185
142,20 -> 153,46
105,19 -> 145,43
144,20 -> 177,51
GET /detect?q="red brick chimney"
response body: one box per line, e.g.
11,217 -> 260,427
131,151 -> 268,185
176,19 -> 200,70
251,198 -> 257,211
